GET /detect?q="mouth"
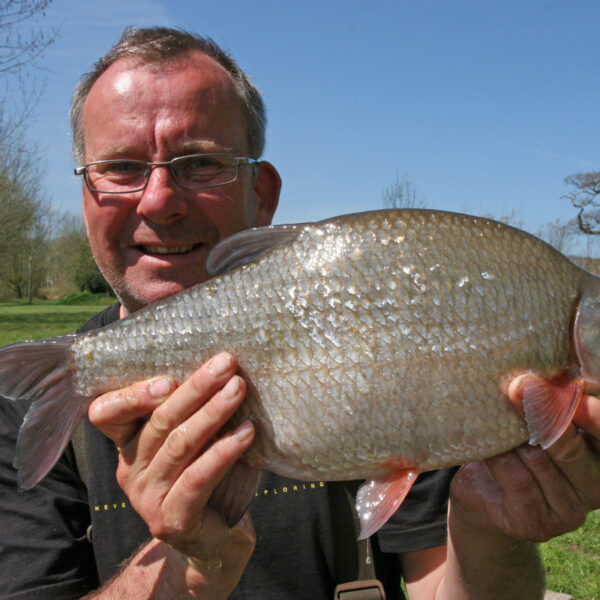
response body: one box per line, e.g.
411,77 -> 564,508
138,243 -> 203,256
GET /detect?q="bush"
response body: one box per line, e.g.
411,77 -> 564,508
55,291 -> 114,305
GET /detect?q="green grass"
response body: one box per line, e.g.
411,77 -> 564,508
541,509 -> 600,600
0,299 -> 598,598
0,296 -> 115,345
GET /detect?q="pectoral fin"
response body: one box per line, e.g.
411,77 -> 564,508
355,469 -> 421,539
521,376 -> 583,449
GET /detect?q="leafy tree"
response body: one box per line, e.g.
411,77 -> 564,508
0,1 -> 58,300
0,151 -> 50,300
47,215 -> 113,296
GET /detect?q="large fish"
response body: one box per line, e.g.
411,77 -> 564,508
1,209 -> 599,537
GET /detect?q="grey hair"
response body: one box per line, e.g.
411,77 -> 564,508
70,26 -> 266,164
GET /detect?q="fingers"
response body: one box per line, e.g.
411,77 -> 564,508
159,420 -> 255,537
487,446 -> 587,539
130,353 -> 241,468
130,373 -> 248,495
450,372 -> 600,544
574,392 -> 600,449
105,353 -> 256,536
505,373 -> 529,417
89,376 -> 175,448
506,373 -> 600,510
87,352 -> 260,580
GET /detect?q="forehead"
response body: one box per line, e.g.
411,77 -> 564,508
82,51 -> 247,157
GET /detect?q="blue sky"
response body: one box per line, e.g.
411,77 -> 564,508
21,0 -> 600,240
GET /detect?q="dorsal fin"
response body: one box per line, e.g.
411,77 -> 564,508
206,224 -> 305,275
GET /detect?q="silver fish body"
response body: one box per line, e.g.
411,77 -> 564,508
2,209 -> 599,536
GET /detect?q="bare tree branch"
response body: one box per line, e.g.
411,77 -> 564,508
382,174 -> 426,209
563,170 -> 600,235
0,1 -> 58,74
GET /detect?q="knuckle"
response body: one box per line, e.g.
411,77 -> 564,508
124,384 -> 148,411
180,461 -> 210,491
163,425 -> 192,462
115,462 -> 129,489
508,466 -> 537,494
148,518 -> 170,540
147,407 -> 174,439
202,397 -> 224,423
551,433 -> 586,464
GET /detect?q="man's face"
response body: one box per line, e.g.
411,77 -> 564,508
81,52 -> 279,314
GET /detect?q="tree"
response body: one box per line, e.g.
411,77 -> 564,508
536,218 -> 580,255
0,1 -> 58,300
0,1 -> 57,74
0,151 -> 51,299
382,174 -> 426,209
563,171 -> 600,235
0,1 -> 58,148
47,215 -> 113,296
482,210 -> 525,230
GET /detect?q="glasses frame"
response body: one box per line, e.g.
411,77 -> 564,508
74,153 -> 258,194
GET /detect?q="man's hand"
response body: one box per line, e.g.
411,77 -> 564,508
450,375 -> 600,542
88,352 -> 256,597
418,376 -> 600,600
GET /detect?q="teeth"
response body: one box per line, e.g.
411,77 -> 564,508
143,245 -> 196,255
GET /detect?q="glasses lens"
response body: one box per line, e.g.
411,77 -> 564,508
87,160 -> 147,193
173,155 -> 237,188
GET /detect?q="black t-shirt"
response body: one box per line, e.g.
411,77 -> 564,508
0,304 -> 456,599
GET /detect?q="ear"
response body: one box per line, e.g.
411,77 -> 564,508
252,161 -> 281,227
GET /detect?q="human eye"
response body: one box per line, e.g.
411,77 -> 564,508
96,160 -> 145,178
180,155 -> 225,172
178,154 -> 231,178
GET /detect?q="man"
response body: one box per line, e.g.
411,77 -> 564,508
0,26 -> 599,599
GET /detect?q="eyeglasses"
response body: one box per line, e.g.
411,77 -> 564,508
74,154 -> 258,194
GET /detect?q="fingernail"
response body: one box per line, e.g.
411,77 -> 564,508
233,420 -> 254,442
207,353 -> 232,377
148,377 -> 172,400
220,376 -> 240,400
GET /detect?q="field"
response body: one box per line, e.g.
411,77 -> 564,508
541,509 -> 600,600
0,299 -> 598,598
0,297 -> 115,346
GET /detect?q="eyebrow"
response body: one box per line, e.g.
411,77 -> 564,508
90,141 -> 237,162
90,146 -> 139,161
170,140 -> 236,156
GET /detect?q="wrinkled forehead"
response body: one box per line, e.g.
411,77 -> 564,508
82,52 -> 249,159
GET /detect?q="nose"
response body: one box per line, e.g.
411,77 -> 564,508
136,164 -> 189,224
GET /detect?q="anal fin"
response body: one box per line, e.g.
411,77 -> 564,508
355,470 -> 420,539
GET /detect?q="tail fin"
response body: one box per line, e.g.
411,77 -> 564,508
0,336 -> 88,489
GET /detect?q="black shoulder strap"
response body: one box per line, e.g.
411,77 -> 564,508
71,419 -> 88,487
72,420 -> 93,543
329,481 -> 386,600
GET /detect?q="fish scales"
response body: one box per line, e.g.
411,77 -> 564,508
66,209 -> 585,480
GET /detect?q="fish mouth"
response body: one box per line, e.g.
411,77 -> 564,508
137,243 -> 203,256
